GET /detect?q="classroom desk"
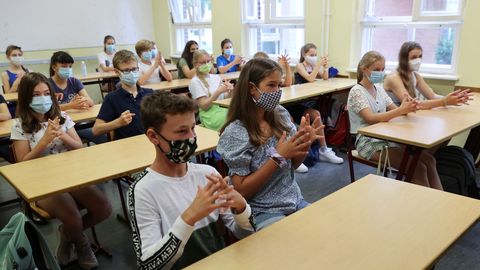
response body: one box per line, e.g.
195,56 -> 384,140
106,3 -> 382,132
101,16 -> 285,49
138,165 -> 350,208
214,77 -> 356,108
358,92 -> 480,181
0,126 -> 219,203
0,104 -> 101,138
187,174 -> 480,270
144,71 -> 241,91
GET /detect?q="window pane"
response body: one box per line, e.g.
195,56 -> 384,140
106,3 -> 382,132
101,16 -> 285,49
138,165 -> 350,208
244,0 -> 264,21
248,26 -> 304,57
197,0 -> 212,22
421,0 -> 460,14
273,0 -> 303,18
368,27 -> 409,62
170,0 -> 212,23
415,27 -> 455,64
175,28 -> 213,54
367,0 -> 413,17
170,0 -> 190,23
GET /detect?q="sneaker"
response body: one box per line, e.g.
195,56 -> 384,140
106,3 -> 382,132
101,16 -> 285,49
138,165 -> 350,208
295,163 -> 309,173
75,233 -> 98,270
56,225 -> 77,266
318,147 -> 344,164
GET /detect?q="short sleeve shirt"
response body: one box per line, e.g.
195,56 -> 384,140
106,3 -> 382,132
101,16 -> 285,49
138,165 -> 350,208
97,51 -> 114,69
139,62 -> 162,84
216,55 -> 238,73
177,58 -> 191,79
97,86 -> 154,140
48,77 -> 84,104
217,106 -> 304,216
10,111 -> 75,157
188,75 -> 224,100
347,84 -> 393,134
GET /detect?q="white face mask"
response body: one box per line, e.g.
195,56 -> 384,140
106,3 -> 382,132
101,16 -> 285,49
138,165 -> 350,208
10,56 -> 24,66
305,55 -> 317,65
409,58 -> 422,72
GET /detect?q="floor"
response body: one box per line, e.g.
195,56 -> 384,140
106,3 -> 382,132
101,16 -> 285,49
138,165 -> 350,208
0,151 -> 479,269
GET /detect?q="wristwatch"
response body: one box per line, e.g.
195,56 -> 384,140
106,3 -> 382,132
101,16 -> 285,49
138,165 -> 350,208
266,146 -> 287,169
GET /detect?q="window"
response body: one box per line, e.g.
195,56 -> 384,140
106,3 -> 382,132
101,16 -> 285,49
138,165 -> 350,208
169,0 -> 213,54
242,0 -> 304,58
356,0 -> 464,74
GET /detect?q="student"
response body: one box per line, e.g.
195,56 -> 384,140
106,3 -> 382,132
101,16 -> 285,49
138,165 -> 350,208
177,40 -> 199,79
136,40 -> 173,85
49,51 -> 94,111
218,58 -> 323,230
0,90 -> 12,161
216,38 -> 243,74
347,51 -> 443,190
92,50 -> 153,140
253,51 -> 293,87
294,43 -> 328,84
188,50 -> 233,131
2,45 -> 29,93
128,91 -> 254,269
288,44 -> 344,166
11,72 -> 111,268
384,41 -> 470,108
97,35 -> 116,72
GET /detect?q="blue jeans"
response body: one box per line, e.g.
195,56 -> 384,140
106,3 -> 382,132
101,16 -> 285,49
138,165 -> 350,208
255,199 -> 310,231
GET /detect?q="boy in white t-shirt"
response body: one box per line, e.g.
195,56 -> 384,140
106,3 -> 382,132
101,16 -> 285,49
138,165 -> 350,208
128,91 -> 255,270
135,39 -> 173,85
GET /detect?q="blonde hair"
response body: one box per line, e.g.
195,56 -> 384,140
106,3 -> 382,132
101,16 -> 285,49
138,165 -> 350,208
113,50 -> 137,69
135,40 -> 153,57
356,51 -> 385,83
192,49 -> 211,95
253,51 -> 269,59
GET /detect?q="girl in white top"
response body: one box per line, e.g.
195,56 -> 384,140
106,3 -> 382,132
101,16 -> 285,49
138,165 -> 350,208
347,51 -> 443,190
384,41 -> 470,108
136,39 -> 173,85
97,35 -> 116,72
188,50 -> 233,131
11,72 -> 112,268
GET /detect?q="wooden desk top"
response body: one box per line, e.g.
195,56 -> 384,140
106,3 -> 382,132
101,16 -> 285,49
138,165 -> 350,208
144,71 -> 241,91
77,71 -> 117,82
214,77 -> 356,108
0,126 -> 219,202
358,92 -> 480,148
188,174 -> 480,270
0,104 -> 101,138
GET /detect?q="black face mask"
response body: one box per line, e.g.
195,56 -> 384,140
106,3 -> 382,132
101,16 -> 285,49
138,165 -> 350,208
155,130 -> 198,164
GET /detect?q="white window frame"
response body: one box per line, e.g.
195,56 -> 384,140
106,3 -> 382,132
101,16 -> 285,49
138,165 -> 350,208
168,0 -> 212,56
353,0 -> 465,76
242,0 -> 305,59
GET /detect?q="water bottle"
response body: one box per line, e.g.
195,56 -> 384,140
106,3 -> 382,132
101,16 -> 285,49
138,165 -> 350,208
81,61 -> 87,76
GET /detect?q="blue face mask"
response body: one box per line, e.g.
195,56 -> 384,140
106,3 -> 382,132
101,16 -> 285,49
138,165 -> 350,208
120,71 -> 140,85
368,71 -> 385,84
58,67 -> 73,79
141,51 -> 153,61
30,96 -> 53,114
224,48 -> 233,56
106,44 -> 115,54
151,49 -> 158,59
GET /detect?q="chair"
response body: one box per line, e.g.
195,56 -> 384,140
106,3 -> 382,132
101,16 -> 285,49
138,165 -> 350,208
344,108 -> 389,182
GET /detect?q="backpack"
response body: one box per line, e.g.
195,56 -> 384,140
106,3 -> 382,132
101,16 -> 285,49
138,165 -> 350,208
325,104 -> 348,147
434,146 -> 479,198
0,213 -> 60,270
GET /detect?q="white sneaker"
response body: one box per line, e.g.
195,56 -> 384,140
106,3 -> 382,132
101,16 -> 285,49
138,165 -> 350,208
295,163 -> 309,173
318,147 -> 344,164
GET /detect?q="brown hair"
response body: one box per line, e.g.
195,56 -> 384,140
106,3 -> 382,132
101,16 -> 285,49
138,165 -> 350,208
357,51 -> 385,83
220,58 -> 291,146
141,91 -> 198,132
103,35 -> 116,52
135,40 -> 153,57
112,50 -> 137,69
253,51 -> 269,59
180,40 -> 198,69
192,49 -> 211,92
299,43 -> 317,63
6,45 -> 22,57
17,72 -> 62,133
220,38 -> 232,52
49,51 -> 74,77
397,41 -> 423,97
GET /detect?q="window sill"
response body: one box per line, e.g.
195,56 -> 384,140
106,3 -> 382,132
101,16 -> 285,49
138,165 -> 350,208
345,68 -> 459,81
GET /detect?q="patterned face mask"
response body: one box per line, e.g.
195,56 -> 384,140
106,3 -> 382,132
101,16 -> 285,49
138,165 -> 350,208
155,130 -> 198,164
251,84 -> 282,112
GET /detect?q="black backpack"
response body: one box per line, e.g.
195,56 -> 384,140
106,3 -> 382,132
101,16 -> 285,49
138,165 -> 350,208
434,146 -> 479,198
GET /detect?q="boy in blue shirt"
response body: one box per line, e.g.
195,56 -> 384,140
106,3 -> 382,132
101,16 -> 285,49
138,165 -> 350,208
92,50 -> 153,140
